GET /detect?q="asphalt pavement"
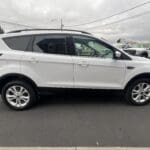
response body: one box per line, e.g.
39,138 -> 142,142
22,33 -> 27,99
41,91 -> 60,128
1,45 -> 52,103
0,92 -> 150,147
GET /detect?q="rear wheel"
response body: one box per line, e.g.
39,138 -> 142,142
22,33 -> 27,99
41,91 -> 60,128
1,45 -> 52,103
125,78 -> 150,105
1,80 -> 36,110
141,53 -> 148,58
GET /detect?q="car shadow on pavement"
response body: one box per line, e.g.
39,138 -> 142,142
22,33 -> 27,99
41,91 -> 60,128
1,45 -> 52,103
36,90 -> 127,108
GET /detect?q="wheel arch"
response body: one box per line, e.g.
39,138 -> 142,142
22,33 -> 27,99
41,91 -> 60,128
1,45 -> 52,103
0,73 -> 38,94
141,52 -> 148,57
125,73 -> 150,90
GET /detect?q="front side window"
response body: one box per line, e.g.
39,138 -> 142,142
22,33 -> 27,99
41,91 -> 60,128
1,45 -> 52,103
73,36 -> 114,58
33,35 -> 67,55
3,36 -> 32,51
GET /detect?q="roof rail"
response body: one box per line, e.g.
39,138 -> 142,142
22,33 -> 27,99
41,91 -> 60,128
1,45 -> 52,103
8,28 -> 92,35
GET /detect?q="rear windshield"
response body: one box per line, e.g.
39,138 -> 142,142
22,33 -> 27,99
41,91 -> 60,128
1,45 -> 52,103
3,36 -> 32,51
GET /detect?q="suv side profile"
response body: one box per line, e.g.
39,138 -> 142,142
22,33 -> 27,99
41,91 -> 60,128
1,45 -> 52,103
0,29 -> 150,110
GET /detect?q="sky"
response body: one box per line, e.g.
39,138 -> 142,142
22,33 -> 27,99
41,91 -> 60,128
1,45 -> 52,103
0,0 -> 150,42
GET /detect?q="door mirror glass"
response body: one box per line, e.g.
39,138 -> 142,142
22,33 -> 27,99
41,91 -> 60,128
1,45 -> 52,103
115,51 -> 122,59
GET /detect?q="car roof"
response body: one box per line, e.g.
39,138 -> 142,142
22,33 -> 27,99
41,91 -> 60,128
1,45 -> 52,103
0,29 -> 116,51
0,29 -> 94,38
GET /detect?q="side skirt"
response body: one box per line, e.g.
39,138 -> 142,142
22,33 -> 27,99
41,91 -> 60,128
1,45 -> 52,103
37,87 -> 124,96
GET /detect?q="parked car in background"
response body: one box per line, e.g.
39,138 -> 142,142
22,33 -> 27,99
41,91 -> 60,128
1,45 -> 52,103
115,39 -> 150,58
124,48 -> 150,58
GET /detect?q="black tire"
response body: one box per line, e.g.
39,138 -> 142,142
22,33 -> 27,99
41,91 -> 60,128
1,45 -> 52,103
141,53 -> 148,58
125,78 -> 150,106
1,80 -> 37,110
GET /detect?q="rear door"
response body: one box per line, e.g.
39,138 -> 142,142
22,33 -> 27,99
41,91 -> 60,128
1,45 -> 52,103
20,34 -> 74,88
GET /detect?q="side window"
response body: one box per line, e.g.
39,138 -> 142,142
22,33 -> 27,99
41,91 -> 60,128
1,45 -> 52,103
3,36 -> 32,51
33,35 -> 67,55
73,35 -> 114,59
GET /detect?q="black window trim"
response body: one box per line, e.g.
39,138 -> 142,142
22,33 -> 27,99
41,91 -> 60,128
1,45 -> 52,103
26,35 -> 34,52
3,33 -> 131,60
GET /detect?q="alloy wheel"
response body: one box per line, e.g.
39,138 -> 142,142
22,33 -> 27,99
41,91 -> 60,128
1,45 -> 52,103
6,85 -> 30,108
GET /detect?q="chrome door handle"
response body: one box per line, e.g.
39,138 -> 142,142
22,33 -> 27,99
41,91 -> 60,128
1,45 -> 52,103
31,58 -> 39,63
78,63 -> 89,67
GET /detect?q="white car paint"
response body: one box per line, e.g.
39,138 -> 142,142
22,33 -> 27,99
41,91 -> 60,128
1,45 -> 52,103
0,30 -> 150,91
72,56 -> 126,89
20,51 -> 74,88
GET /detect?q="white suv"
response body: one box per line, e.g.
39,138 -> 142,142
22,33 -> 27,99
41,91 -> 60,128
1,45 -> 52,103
0,29 -> 150,110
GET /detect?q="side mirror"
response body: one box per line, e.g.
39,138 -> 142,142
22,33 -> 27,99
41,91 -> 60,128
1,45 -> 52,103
115,51 -> 122,59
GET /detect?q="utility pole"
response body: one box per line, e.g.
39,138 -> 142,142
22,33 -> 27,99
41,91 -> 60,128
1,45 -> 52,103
60,19 -> 64,30
50,18 -> 64,30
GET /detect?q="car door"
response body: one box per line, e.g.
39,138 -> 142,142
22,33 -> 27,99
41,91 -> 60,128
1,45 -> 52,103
72,35 -> 126,89
21,34 -> 74,88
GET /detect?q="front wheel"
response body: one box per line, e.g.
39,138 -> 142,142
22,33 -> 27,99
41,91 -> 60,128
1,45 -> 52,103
125,78 -> 150,106
1,80 -> 36,110
141,53 -> 148,58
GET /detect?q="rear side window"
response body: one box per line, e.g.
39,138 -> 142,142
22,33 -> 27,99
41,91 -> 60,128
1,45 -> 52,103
3,36 -> 32,51
33,35 -> 67,55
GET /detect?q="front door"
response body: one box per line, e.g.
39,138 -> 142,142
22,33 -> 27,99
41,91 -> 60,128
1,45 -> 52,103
72,35 -> 126,89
